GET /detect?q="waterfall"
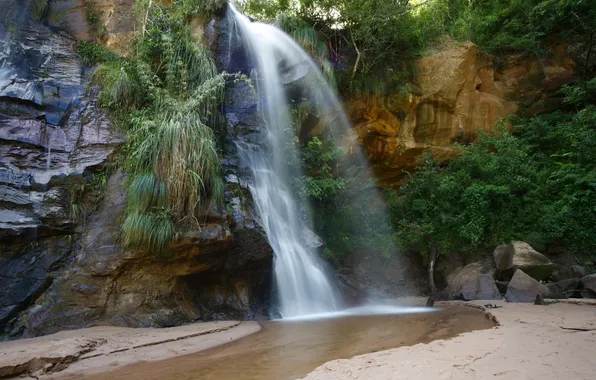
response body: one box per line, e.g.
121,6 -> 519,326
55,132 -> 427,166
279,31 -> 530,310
228,4 -> 345,318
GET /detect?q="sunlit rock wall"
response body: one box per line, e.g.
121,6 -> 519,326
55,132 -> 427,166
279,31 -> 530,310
48,0 -> 135,55
350,42 -> 576,186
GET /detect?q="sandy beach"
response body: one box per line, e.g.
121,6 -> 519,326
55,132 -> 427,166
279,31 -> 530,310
0,321 -> 260,379
1,300 -> 595,380
303,300 -> 596,380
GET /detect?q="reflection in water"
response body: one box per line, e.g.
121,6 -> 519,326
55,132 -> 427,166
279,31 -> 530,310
85,306 -> 495,380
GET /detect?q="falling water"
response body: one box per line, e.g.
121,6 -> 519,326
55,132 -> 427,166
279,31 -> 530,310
228,4 -> 405,319
229,4 -> 345,318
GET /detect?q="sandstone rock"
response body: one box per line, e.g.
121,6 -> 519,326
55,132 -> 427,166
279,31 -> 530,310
505,269 -> 550,303
348,42 -> 576,187
48,0 -> 135,55
443,262 -> 501,300
493,241 -> 555,281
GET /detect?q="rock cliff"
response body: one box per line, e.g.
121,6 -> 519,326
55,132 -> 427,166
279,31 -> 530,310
0,0 -> 273,339
351,42 -> 576,186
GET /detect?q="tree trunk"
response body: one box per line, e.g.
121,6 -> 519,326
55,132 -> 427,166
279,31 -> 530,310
583,32 -> 593,85
428,242 -> 437,296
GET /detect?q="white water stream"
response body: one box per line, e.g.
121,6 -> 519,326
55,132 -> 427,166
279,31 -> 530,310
229,5 -> 344,318
228,4 -> 418,319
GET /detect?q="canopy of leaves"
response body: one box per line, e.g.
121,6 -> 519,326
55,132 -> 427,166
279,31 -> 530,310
240,0 -> 595,95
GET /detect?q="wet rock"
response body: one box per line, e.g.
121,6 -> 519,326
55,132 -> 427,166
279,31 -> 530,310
443,262 -> 501,300
0,240 -> 73,330
505,269 -> 550,303
494,241 -> 556,281
302,226 -> 323,249
208,5 -> 249,74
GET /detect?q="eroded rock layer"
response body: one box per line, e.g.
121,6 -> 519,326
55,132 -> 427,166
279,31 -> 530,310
351,42 -> 575,186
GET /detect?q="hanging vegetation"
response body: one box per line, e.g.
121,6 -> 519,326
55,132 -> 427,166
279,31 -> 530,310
86,0 -> 229,256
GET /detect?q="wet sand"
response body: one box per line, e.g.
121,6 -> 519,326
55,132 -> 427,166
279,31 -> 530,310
0,321 -> 259,379
75,305 -> 494,380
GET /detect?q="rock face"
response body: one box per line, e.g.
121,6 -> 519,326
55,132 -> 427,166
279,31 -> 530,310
350,42 -> 576,186
48,0 -> 135,55
505,269 -> 550,303
0,2 -> 274,338
494,241 -> 556,281
442,262 -> 501,300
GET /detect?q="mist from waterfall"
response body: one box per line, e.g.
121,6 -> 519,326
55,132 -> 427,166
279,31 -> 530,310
228,4 -> 399,318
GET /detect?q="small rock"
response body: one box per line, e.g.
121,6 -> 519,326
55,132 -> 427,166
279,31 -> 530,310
570,265 -> 587,278
534,294 -> 546,305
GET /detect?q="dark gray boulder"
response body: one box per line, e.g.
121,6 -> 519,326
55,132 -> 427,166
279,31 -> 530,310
580,274 -> 596,299
547,278 -> 580,298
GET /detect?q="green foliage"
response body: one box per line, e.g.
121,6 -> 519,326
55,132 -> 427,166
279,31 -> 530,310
90,0 -> 232,256
68,170 -> 110,223
241,0 -> 595,97
122,210 -> 175,256
78,41 -> 120,66
417,0 -> 596,55
30,0 -> 48,21
390,84 -> 596,260
176,0 -> 228,15
83,0 -> 107,36
292,136 -> 345,202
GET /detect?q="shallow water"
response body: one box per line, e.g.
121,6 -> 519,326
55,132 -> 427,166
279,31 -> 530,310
85,306 -> 495,380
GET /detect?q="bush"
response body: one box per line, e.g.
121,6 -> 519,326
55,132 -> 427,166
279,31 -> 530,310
91,0 -> 230,255
389,85 -> 596,261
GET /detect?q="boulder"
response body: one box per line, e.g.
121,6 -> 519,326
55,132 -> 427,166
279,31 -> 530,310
571,265 -> 588,278
505,269 -> 550,303
580,274 -> 596,294
443,262 -> 501,300
550,265 -> 587,281
547,278 -> 580,298
493,241 -> 556,281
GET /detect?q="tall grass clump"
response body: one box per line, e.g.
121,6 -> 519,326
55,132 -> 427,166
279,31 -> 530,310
89,0 -> 229,256
30,0 -> 48,21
